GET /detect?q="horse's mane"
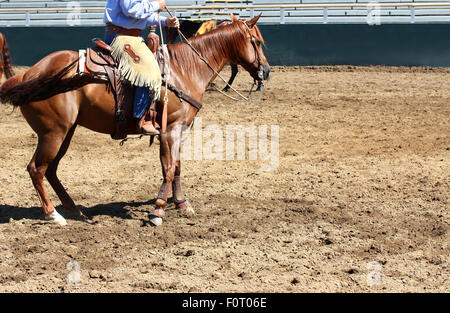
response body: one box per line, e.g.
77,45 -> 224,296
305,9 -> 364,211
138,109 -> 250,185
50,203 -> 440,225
167,21 -> 264,75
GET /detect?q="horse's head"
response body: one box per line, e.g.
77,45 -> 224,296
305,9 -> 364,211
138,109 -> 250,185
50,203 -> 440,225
228,13 -> 271,82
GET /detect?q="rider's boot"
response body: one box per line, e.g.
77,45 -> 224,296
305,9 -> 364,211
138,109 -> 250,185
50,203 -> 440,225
138,106 -> 159,135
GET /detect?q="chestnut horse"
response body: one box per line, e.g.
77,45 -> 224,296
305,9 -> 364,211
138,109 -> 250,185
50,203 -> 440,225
166,19 -> 239,91
0,32 -> 15,80
0,14 -> 270,226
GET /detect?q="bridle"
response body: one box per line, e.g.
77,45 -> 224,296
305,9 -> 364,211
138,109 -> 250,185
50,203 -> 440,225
208,19 -> 266,102
242,21 -> 266,102
245,21 -> 265,83
162,9 -> 265,102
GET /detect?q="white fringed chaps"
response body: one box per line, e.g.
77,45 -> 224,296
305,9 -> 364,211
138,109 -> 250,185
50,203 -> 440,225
110,35 -> 162,100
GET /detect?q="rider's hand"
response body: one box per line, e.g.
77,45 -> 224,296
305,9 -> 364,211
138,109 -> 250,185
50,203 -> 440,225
166,16 -> 180,28
156,0 -> 166,11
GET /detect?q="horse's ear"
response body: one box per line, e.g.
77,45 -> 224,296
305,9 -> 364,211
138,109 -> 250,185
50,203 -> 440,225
245,13 -> 262,28
230,13 -> 239,22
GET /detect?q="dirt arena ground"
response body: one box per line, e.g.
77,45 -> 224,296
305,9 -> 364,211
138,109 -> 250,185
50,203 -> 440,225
0,65 -> 448,293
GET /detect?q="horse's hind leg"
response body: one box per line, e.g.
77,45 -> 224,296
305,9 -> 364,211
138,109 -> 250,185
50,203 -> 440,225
45,125 -> 82,218
27,131 -> 71,225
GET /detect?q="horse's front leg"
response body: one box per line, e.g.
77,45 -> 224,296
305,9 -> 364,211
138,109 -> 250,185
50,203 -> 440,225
172,154 -> 195,215
223,63 -> 239,92
150,124 -> 182,225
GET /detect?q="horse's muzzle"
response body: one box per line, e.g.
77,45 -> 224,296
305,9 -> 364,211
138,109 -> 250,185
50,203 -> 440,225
262,64 -> 271,80
255,64 -> 270,82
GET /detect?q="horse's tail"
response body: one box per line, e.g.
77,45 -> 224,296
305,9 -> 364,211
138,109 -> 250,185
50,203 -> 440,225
1,33 -> 15,79
0,58 -> 92,107
0,73 -> 24,102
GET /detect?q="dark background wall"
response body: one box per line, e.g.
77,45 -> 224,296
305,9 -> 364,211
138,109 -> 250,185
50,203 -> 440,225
1,24 -> 450,67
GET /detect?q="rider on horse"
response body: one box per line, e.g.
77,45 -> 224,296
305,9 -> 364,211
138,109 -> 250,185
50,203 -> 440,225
104,0 -> 179,135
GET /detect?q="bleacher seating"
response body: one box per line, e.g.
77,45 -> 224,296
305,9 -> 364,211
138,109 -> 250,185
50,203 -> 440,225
0,0 -> 450,26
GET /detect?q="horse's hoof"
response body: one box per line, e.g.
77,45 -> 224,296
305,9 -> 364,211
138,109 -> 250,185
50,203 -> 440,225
45,210 -> 67,226
78,212 -> 90,222
149,209 -> 165,226
149,217 -> 163,226
176,200 -> 195,215
184,206 -> 195,215
63,207 -> 84,219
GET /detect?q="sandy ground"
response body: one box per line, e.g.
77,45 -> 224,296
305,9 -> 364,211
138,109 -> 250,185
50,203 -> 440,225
0,65 -> 448,293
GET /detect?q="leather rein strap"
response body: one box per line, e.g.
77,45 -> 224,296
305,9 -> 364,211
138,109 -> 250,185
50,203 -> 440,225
165,80 -> 202,111
164,8 -> 251,102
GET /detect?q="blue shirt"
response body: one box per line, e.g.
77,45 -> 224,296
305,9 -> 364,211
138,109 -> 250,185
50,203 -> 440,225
104,0 -> 167,30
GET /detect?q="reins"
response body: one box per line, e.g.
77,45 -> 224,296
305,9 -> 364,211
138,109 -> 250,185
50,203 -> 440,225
211,80 -> 264,103
120,10 -> 264,145
163,8 -> 263,103
158,13 -> 169,134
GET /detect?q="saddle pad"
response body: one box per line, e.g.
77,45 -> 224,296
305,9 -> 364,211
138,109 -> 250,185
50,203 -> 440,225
110,35 -> 161,100
78,49 -> 86,73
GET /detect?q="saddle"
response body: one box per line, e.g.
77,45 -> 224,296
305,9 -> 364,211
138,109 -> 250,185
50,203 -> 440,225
80,36 -> 203,140
82,37 -> 160,140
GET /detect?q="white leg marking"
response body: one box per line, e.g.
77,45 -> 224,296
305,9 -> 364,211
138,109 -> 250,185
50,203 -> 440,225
45,210 -> 67,226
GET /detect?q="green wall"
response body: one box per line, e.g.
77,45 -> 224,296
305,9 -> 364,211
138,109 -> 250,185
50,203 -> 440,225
1,24 -> 450,67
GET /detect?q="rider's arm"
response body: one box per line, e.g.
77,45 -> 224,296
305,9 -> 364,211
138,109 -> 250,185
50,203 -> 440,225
120,0 -> 167,27
120,0 -> 161,19
146,13 -> 167,27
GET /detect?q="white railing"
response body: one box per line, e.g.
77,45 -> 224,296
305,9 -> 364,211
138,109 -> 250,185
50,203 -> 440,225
1,2 -> 450,26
